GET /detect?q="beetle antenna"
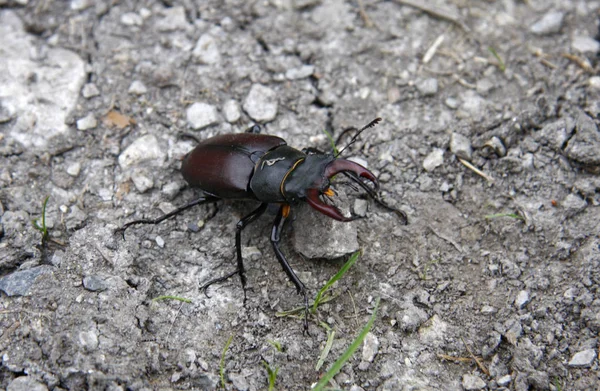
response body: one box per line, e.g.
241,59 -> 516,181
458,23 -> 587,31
335,117 -> 382,158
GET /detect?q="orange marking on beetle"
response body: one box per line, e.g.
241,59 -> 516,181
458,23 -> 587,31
282,204 -> 291,218
324,188 -> 335,197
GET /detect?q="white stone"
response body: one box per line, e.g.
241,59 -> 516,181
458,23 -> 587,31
118,135 -> 166,169
568,349 -> 596,367
515,290 -> 530,309
192,34 -> 221,64
120,12 -> 143,26
131,174 -> 154,193
76,114 -> 97,130
82,83 -> 100,98
285,65 -> 315,80
128,80 -> 147,95
66,162 -> 81,177
222,99 -> 241,123
186,102 -> 219,130
423,148 -> 444,172
243,84 -> 278,122
462,374 -> 486,390
572,35 -> 600,53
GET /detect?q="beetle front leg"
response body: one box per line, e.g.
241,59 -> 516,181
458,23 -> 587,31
271,205 -> 310,330
200,203 -> 268,301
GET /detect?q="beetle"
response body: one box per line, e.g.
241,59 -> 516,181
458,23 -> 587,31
117,118 -> 406,328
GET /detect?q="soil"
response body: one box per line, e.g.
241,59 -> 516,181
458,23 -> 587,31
0,1 -> 599,390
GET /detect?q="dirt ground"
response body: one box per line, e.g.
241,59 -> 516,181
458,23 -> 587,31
1,0 -> 599,390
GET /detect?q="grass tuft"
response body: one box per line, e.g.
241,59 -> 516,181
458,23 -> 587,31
262,360 -> 279,391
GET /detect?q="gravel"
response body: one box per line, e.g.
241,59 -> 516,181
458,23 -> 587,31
2,2 -> 600,390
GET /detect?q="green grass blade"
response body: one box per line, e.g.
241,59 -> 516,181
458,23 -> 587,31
262,360 -> 279,391
32,195 -> 50,240
152,295 -> 192,303
312,251 -> 361,313
312,297 -> 380,391
322,128 -> 339,155
315,327 -> 335,371
220,335 -> 234,389
488,46 -> 506,71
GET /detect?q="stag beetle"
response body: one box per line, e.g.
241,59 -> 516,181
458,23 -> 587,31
118,118 -> 406,328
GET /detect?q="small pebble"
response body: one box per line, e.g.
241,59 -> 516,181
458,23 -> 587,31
66,162 -> 81,177
120,12 -> 143,26
131,174 -> 153,193
568,349 -> 596,367
118,135 -> 166,169
83,275 -> 108,292
285,65 -> 315,80
530,11 -> 564,35
128,80 -> 147,95
423,149 -> 444,172
155,236 -> 165,248
416,78 -> 438,96
193,34 -> 221,64
222,99 -> 241,123
82,83 -> 100,98
361,332 -> 379,363
76,114 -> 97,130
70,0 -> 91,11
497,375 -> 511,387
186,102 -> 219,130
7,376 -> 48,391
157,6 -> 188,31
462,374 -> 486,390
444,97 -> 459,109
450,133 -> 473,160
588,76 -> 600,90
572,35 -> 600,53
243,84 -> 278,122
353,199 -> 368,217
515,290 -> 530,309
161,181 -> 183,199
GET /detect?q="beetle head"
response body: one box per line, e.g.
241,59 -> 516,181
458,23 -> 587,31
283,155 -> 378,221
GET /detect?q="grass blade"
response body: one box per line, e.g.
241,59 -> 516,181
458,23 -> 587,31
312,251 -> 361,313
312,297 -> 380,391
151,295 -> 192,303
220,335 -> 234,389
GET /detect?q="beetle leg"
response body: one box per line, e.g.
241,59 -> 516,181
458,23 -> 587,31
115,196 -> 221,239
246,124 -> 262,134
271,205 -> 310,330
199,203 -> 268,300
235,203 -> 268,302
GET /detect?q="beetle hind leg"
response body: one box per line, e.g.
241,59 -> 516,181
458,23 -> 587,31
200,203 -> 268,302
115,196 -> 221,239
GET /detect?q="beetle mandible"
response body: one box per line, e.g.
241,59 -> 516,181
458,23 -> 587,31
117,118 -> 406,328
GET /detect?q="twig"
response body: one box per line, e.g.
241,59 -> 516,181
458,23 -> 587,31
561,53 -> 593,73
437,354 -> 476,363
458,158 -> 494,183
423,34 -> 446,64
461,337 -> 490,376
393,0 -> 470,33
357,0 -> 374,28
